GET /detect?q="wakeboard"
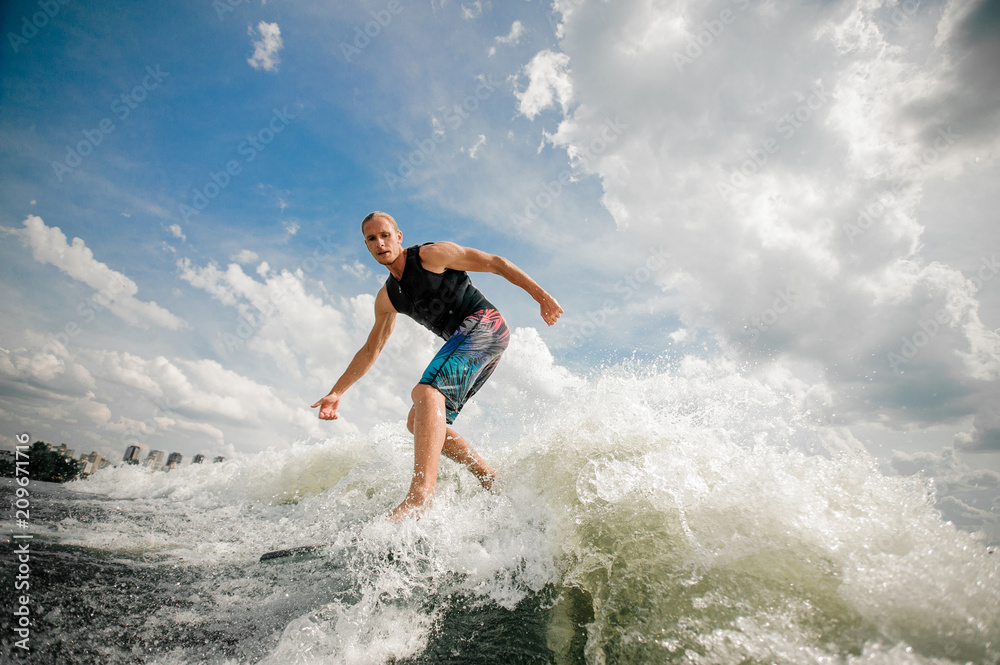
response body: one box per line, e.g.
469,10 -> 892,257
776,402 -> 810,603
259,544 -> 324,562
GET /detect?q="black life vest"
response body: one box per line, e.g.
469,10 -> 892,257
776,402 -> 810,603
385,243 -> 496,340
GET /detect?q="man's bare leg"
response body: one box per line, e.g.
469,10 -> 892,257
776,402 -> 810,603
399,397 -> 498,508
442,430 -> 498,492
390,384 -> 448,522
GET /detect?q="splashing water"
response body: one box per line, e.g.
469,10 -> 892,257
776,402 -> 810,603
5,357 -> 996,664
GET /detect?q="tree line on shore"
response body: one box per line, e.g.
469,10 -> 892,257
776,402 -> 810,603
0,441 -> 82,483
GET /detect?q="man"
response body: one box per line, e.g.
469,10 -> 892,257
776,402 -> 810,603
312,211 -> 563,521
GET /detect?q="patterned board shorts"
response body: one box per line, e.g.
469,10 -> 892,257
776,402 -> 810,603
419,308 -> 510,424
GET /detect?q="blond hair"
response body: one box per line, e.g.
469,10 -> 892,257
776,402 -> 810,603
361,211 -> 399,234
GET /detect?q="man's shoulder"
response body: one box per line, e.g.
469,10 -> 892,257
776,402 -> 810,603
415,240 -> 449,253
375,283 -> 398,313
417,241 -> 463,265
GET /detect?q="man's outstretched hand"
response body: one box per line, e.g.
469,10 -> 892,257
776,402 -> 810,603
539,293 -> 564,326
311,392 -> 342,420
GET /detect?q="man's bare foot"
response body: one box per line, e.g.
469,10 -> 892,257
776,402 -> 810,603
388,494 -> 431,522
477,470 -> 505,494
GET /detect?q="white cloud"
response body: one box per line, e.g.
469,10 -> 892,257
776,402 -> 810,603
247,21 -> 283,73
168,224 -> 186,241
956,395 -> 1000,453
513,49 -> 572,120
497,20 -> 525,46
0,329 -> 320,460
171,254 -> 588,445
891,447 -> 1000,541
2,230 -> 584,464
489,20 -> 525,56
175,258 -> 431,391
12,216 -> 186,331
461,1 -> 482,20
95,351 -> 310,429
100,351 -> 317,447
343,260 -> 368,280
232,249 -> 259,264
0,332 -> 96,394
527,0 -> 1000,449
465,133 -> 486,158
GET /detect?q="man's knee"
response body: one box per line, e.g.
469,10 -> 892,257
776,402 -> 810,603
411,383 -> 446,429
411,383 -> 443,405
406,406 -> 415,433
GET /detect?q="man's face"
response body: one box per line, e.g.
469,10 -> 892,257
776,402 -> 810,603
362,217 -> 403,265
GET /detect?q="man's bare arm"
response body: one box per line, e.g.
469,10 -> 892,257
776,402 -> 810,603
420,242 -> 564,326
312,287 -> 397,420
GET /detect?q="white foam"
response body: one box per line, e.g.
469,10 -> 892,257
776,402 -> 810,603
63,356 -> 998,664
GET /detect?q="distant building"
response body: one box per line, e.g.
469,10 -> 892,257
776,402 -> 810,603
166,452 -> 183,469
213,456 -> 226,463
145,450 -> 166,469
192,454 -> 206,464
123,446 -> 142,464
48,443 -> 76,459
80,451 -> 108,476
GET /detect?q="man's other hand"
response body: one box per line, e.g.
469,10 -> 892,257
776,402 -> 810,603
311,392 -> 342,420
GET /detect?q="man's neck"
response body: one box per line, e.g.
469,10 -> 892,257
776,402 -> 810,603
387,247 -> 407,280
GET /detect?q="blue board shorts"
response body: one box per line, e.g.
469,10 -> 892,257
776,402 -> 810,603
419,308 -> 510,424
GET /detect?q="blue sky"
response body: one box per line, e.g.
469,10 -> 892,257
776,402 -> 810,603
2,0 -> 1000,506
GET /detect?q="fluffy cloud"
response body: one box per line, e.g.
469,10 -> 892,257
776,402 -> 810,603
168,224 -> 186,241
176,257 -> 442,422
10,216 -> 186,331
513,49 -> 573,120
490,20 -> 525,56
0,332 -> 97,396
891,447 -> 1000,541
231,249 -> 260,264
91,350 -> 314,431
461,1 -> 483,20
173,254 -> 589,446
247,21 -> 283,72
0,332 -> 320,459
178,259 -> 353,377
529,0 -> 1000,449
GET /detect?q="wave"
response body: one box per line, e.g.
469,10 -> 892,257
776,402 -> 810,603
62,357 -> 997,664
